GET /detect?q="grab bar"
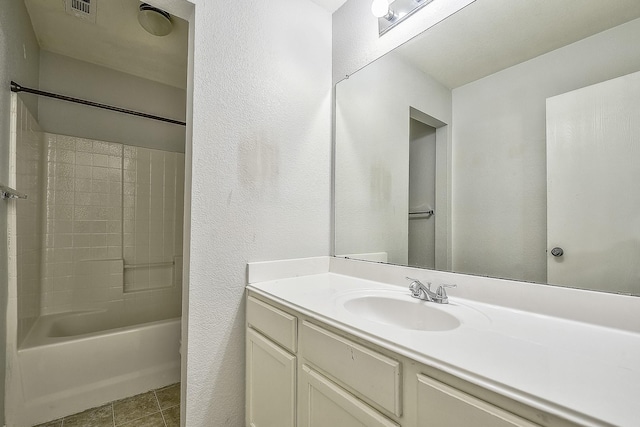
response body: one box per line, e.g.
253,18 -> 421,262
0,184 -> 27,200
123,261 -> 175,269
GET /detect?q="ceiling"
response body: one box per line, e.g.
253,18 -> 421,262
310,0 -> 349,13
24,0 -> 189,89
395,0 -> 640,89
25,0 -> 638,92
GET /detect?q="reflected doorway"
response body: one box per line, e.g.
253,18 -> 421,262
408,119 -> 437,268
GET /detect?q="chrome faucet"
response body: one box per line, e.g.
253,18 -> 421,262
406,277 -> 456,304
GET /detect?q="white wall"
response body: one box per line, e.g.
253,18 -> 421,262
38,51 -> 186,152
335,52 -> 450,265
332,0 -> 475,84
185,0 -> 332,425
451,18 -> 640,283
0,1 -> 40,422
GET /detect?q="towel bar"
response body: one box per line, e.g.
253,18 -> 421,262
124,261 -> 175,269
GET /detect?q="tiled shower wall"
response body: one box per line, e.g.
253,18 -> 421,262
42,135 -> 123,314
41,133 -> 184,322
123,146 -> 184,292
13,96 -> 44,345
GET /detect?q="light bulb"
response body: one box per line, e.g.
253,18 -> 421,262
371,0 -> 390,18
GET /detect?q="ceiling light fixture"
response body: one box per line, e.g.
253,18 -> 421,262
138,3 -> 173,37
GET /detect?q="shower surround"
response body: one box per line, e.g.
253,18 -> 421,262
40,133 -> 184,324
6,94 -> 184,426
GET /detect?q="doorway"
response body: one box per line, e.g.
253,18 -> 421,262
408,119 -> 437,268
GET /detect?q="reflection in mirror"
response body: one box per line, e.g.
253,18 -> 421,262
334,0 -> 640,295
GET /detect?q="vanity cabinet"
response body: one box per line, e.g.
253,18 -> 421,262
246,296 -> 297,427
246,292 -> 578,427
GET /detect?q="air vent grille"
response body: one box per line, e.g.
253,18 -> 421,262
65,0 -> 97,23
72,0 -> 91,14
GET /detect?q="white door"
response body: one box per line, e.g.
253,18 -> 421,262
546,71 -> 640,294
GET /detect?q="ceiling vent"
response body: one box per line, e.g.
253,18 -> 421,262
65,0 -> 97,23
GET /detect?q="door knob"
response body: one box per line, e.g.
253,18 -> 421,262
550,247 -> 564,257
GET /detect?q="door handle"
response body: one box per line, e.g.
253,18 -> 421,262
550,247 -> 564,257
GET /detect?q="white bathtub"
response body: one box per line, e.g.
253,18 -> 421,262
10,311 -> 181,427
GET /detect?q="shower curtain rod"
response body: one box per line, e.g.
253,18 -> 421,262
10,81 -> 186,126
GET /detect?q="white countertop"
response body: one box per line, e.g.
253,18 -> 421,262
248,271 -> 640,427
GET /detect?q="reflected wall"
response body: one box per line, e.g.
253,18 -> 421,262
335,52 -> 451,266
451,18 -> 640,284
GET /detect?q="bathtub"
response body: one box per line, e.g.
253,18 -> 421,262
11,311 -> 181,426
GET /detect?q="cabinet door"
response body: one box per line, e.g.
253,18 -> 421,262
299,365 -> 399,427
417,375 -> 540,427
247,328 -> 296,427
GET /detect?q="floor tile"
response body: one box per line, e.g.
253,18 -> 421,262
113,391 -> 160,425
62,404 -> 113,427
155,383 -> 180,410
33,420 -> 62,427
118,412 -> 166,427
163,405 -> 180,427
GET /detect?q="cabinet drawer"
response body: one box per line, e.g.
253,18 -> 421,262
300,321 -> 402,417
247,296 -> 297,352
417,374 -> 540,427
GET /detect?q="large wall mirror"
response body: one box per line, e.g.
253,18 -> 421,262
334,0 -> 640,296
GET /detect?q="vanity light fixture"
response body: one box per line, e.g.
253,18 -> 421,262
373,0 -> 436,36
371,0 -> 395,21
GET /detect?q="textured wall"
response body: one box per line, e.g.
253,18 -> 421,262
0,0 -> 41,423
38,51 -> 186,153
332,0 -> 475,84
451,18 -> 640,283
185,0 -> 332,425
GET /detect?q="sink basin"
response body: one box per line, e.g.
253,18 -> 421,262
341,292 -> 461,331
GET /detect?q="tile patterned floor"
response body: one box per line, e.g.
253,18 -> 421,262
33,383 -> 180,427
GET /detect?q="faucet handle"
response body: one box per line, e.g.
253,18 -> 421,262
435,284 -> 456,302
406,277 -> 430,290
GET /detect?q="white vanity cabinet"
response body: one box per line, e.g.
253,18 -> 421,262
246,291 -> 580,427
246,296 -> 297,427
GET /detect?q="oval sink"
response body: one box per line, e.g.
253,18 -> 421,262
342,293 -> 461,331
